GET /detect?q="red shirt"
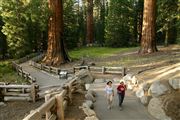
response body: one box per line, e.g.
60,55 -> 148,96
117,84 -> 126,95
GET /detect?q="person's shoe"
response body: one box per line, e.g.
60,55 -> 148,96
119,106 -> 123,111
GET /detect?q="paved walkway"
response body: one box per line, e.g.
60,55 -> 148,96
20,61 -> 155,120
20,62 -> 66,87
90,83 -> 156,120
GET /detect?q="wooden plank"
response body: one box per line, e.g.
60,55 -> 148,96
23,110 -> 41,120
37,97 -> 56,115
3,92 -> 30,97
6,88 -> 30,93
56,94 -> 64,120
45,94 -> 51,120
48,114 -> 57,120
0,85 -> 31,89
4,96 -> 32,101
63,100 -> 68,110
31,84 -> 36,103
105,71 -> 122,74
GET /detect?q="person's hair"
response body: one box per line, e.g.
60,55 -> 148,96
120,81 -> 124,84
107,81 -> 112,85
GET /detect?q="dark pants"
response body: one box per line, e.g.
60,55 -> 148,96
118,93 -> 125,107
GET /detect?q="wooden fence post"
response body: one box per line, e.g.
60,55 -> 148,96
56,94 -> 64,120
122,67 -> 126,76
102,66 -> 105,74
45,94 -> 51,120
31,84 -> 36,103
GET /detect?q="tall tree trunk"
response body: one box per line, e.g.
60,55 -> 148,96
43,0 -> 70,66
139,0 -> 158,54
86,0 -> 94,45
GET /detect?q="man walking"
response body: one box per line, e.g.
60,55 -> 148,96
117,81 -> 127,110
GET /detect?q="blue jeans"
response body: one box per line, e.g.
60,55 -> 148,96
118,93 -> 125,107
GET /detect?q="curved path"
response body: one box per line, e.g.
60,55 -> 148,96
90,83 -> 156,120
20,61 -> 66,87
20,61 -> 156,120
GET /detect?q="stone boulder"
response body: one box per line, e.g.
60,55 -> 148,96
163,95 -> 180,120
140,82 -> 151,91
148,98 -> 171,120
94,79 -> 105,84
75,69 -> 94,84
140,96 -> 151,106
169,79 -> 180,90
87,90 -> 97,97
149,81 -> 169,97
123,74 -> 133,81
85,93 -> 96,102
0,102 -> 6,107
136,88 -> 144,98
83,100 -> 94,109
84,116 -> 99,120
85,84 -> 91,90
83,107 -> 96,117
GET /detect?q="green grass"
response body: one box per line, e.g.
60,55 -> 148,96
69,47 -> 137,59
0,60 -> 27,84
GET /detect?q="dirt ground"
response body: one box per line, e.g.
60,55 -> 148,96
64,93 -> 86,120
0,45 -> 179,120
0,100 -> 44,120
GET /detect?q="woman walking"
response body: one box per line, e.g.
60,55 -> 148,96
105,81 -> 114,109
117,81 -> 127,110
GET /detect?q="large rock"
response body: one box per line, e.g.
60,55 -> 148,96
87,90 -> 97,97
149,81 -> 169,97
85,93 -> 96,102
163,95 -> 180,120
169,79 -> 180,90
94,79 -> 105,83
140,82 -> 151,91
83,100 -> 94,109
83,107 -> 96,116
85,84 -> 91,90
123,74 -> 133,81
148,98 -> 171,120
84,116 -> 99,120
140,96 -> 151,106
75,69 -> 94,84
0,102 -> 6,107
136,88 -> 144,98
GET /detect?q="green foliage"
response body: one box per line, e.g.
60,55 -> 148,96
157,0 -> 179,45
0,60 -> 26,83
105,0 -> 134,47
0,0 -> 49,58
63,0 -> 79,49
69,46 -> 136,59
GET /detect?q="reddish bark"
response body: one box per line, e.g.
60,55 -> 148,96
43,0 -> 69,66
139,0 -> 158,54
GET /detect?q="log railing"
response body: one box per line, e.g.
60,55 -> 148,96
23,78 -> 77,120
12,62 -> 36,83
0,83 -> 39,102
73,66 -> 126,76
29,61 -> 60,75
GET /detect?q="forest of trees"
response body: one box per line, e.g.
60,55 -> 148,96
0,0 -> 179,60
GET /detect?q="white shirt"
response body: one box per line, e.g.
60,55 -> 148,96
105,85 -> 114,94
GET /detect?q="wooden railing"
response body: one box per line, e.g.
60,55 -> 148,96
73,66 -> 126,76
12,62 -> 36,83
29,61 -> 61,75
23,78 -> 78,120
0,83 -> 39,102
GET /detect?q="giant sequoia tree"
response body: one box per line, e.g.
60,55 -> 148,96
139,0 -> 158,54
86,0 -> 94,44
43,0 -> 70,65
